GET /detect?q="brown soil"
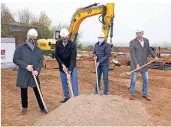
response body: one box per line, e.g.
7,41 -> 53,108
1,58 -> 171,126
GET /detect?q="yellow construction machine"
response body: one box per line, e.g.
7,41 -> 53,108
38,3 -> 115,68
37,39 -> 56,57
37,3 -> 115,55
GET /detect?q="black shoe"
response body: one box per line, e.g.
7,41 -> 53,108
21,108 -> 27,115
130,95 -> 135,100
103,93 -> 108,95
142,96 -> 151,101
41,108 -> 48,114
60,98 -> 70,103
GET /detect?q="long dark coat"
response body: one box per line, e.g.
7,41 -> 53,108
13,41 -> 43,88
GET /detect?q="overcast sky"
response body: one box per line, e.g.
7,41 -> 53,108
3,0 -> 171,46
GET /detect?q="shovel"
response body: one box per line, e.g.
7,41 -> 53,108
33,75 -> 49,113
67,78 -> 74,97
95,58 -> 100,95
127,59 -> 156,75
65,72 -> 74,97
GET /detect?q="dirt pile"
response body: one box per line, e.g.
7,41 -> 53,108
35,95 -> 151,126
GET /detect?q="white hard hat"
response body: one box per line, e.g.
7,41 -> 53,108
27,28 -> 38,37
136,29 -> 143,33
60,28 -> 69,37
98,32 -> 105,38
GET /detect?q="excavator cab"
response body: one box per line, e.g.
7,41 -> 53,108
54,30 -> 61,40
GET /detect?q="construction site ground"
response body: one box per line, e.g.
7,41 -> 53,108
2,57 -> 171,126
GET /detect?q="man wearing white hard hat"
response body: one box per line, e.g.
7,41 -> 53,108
129,29 -> 159,101
93,32 -> 111,95
55,28 -> 78,103
13,28 -> 47,114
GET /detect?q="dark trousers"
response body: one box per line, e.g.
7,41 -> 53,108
20,87 -> 44,110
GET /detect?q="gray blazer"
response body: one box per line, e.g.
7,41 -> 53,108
13,41 -> 43,88
129,37 -> 156,71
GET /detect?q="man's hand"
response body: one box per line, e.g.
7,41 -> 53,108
26,65 -> 33,72
136,64 -> 141,70
62,64 -> 68,73
155,57 -> 159,62
93,56 -> 97,60
32,70 -> 38,76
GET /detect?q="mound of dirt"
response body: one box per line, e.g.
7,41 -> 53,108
35,95 -> 151,126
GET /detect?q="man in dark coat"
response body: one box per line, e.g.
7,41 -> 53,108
129,29 -> 159,101
13,28 -> 47,114
93,32 -> 111,95
55,28 -> 78,103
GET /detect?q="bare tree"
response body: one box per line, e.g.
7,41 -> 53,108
30,15 -> 40,28
1,3 -> 14,37
18,8 -> 32,25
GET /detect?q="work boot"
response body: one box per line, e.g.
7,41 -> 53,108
130,95 -> 135,100
41,108 -> 48,114
143,96 -> 151,101
60,98 -> 70,103
21,108 -> 27,115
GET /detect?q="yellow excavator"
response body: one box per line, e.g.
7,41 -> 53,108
68,3 -> 115,44
37,3 -> 115,57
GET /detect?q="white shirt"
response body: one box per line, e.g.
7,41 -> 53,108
99,42 -> 102,46
138,38 -> 144,47
63,42 -> 68,47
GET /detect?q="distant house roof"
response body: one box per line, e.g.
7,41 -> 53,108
11,22 -> 28,27
9,22 -> 36,32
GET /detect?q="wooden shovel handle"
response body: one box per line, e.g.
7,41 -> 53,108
127,59 -> 155,75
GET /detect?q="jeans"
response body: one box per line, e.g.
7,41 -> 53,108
20,87 -> 44,110
60,67 -> 78,99
95,64 -> 109,94
130,70 -> 148,96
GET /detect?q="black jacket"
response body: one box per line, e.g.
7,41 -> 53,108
13,41 -> 43,88
55,40 -> 77,72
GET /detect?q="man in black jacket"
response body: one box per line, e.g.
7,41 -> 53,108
55,28 -> 78,103
13,28 -> 47,114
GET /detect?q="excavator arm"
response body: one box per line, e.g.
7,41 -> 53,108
68,3 -> 115,44
37,3 -> 115,68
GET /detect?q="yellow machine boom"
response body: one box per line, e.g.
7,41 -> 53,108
68,3 -> 115,44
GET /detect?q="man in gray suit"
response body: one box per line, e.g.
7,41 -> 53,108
129,29 -> 158,101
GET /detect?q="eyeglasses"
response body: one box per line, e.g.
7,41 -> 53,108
32,39 -> 37,42
62,36 -> 69,40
